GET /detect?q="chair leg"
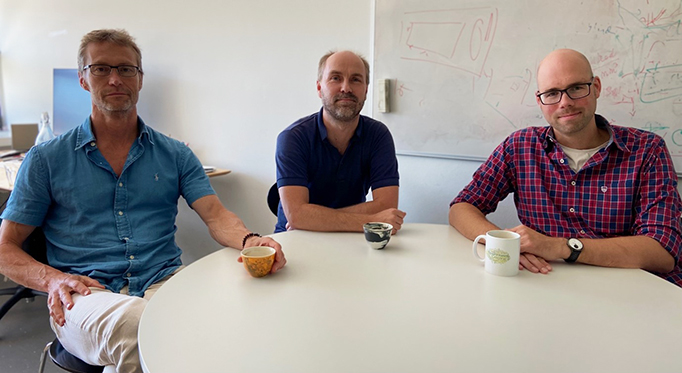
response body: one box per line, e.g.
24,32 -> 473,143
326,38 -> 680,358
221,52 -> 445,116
38,341 -> 53,373
0,286 -> 22,295
0,287 -> 48,322
0,287 -> 29,321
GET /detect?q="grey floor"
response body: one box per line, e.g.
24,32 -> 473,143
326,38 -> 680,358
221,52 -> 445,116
0,279 -> 63,373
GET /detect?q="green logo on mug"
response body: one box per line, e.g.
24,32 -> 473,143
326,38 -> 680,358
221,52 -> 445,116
487,248 -> 510,264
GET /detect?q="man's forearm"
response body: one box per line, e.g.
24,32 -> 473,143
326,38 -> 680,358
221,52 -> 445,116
287,203 -> 372,232
192,195 -> 251,249
338,200 -> 391,215
448,202 -> 500,240
0,220 -> 57,291
0,243 -> 55,292
206,209 -> 252,249
518,228 -> 676,273
339,186 -> 399,215
576,235 -> 675,273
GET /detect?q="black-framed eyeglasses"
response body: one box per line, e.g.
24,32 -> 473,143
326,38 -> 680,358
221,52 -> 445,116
536,80 -> 593,105
83,64 -> 141,77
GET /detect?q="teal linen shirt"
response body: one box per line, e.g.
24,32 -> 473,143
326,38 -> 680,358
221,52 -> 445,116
1,117 -> 215,296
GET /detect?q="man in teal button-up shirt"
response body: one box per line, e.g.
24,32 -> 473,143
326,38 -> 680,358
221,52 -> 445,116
0,29 -> 286,373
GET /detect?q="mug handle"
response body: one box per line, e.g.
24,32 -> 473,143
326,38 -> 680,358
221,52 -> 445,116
472,235 -> 486,262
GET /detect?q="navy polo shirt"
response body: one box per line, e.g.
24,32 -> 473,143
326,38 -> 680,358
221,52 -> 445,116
274,108 -> 399,233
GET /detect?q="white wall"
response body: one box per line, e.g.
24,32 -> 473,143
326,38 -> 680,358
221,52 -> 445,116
0,0 -> 521,263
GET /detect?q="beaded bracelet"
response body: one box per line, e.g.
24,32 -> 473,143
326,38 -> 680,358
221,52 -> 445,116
242,232 -> 261,248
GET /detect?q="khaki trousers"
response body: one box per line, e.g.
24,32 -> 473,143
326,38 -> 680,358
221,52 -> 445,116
49,269 -> 181,373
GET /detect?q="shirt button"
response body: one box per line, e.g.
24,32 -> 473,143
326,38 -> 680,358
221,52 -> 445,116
119,183 -> 123,187
118,211 -> 123,216
90,142 -> 96,147
126,273 -> 132,277
129,255 -> 135,260
571,181 -> 576,186
579,230 -> 586,235
123,237 -> 129,242
559,159 -> 565,164
569,208 -> 575,213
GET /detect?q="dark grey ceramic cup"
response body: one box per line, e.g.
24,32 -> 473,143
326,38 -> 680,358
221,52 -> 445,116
363,222 -> 393,250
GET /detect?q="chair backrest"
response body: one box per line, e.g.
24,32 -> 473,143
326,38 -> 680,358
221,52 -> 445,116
267,183 -> 279,216
24,227 -> 48,264
0,190 -> 47,263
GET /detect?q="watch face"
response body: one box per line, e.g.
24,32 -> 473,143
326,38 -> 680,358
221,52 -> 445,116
568,238 -> 583,250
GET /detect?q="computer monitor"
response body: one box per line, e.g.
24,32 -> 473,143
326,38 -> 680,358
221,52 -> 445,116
53,68 -> 91,135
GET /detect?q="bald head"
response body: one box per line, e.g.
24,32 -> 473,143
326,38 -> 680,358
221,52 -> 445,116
537,49 -> 594,91
534,49 -> 602,146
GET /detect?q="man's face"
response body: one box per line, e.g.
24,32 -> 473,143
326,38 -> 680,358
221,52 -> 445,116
536,52 -> 601,139
317,51 -> 368,123
79,42 -> 143,115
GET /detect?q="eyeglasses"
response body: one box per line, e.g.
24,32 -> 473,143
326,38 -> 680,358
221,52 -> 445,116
83,64 -> 141,77
536,80 -> 593,105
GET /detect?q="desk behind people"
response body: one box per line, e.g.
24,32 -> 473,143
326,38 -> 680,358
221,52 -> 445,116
0,158 -> 230,191
138,223 -> 682,373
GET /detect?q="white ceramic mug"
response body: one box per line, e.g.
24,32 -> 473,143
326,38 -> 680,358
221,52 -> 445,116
472,230 -> 520,276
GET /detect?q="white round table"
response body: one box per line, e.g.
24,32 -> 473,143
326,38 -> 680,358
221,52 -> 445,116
138,223 -> 682,373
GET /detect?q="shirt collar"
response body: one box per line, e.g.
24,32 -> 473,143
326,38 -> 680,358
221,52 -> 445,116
541,114 -> 624,153
596,115 -> 627,153
74,116 -> 154,150
316,107 -> 364,142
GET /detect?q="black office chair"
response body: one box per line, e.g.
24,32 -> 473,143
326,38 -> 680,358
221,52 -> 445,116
39,338 -> 104,373
267,183 -> 279,216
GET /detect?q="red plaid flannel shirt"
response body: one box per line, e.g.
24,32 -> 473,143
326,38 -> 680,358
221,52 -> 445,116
453,115 -> 682,287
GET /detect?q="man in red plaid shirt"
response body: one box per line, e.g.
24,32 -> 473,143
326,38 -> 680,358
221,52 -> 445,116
450,49 -> 682,287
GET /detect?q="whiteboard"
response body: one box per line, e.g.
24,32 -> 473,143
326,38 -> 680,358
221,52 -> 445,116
373,0 -> 682,170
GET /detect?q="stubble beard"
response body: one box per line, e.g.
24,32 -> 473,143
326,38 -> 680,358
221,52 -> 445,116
552,110 -> 591,136
95,93 -> 136,115
322,93 -> 365,123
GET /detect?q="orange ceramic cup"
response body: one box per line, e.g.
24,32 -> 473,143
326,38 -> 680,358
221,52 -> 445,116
241,246 -> 276,277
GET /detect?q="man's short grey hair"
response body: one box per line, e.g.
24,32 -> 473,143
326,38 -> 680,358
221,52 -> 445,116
78,29 -> 142,72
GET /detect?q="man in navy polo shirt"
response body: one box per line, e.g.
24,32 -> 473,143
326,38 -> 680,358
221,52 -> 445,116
275,50 -> 406,234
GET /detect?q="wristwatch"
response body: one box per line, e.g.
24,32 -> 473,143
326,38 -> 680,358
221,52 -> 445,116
565,238 -> 584,263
